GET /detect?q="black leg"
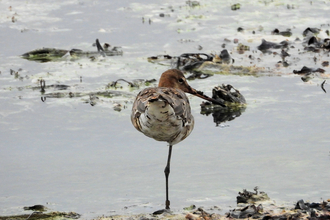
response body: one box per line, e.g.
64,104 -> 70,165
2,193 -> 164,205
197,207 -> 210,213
164,144 -> 172,210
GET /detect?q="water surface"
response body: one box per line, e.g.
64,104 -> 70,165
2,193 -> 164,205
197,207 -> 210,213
1,0 -> 330,219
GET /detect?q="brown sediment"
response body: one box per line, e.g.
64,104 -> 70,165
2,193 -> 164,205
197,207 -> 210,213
0,211 -> 80,220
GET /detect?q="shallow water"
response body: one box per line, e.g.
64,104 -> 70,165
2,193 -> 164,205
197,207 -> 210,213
1,0 -> 330,219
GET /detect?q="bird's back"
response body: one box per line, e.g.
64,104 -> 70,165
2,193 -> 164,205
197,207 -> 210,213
131,87 -> 194,145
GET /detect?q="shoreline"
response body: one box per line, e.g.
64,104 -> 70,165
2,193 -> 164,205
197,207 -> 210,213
2,190 -> 329,220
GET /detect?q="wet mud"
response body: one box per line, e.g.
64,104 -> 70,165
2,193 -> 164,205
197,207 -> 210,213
91,189 -> 330,220
3,188 -> 330,220
0,212 -> 80,220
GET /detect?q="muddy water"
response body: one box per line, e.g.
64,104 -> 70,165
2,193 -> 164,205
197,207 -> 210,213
1,0 -> 330,219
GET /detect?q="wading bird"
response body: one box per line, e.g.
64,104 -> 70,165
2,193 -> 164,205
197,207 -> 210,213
131,69 -> 224,211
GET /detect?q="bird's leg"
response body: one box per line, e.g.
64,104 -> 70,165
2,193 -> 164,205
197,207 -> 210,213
164,144 -> 172,210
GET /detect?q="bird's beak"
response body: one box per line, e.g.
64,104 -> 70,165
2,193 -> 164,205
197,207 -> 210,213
186,86 -> 226,107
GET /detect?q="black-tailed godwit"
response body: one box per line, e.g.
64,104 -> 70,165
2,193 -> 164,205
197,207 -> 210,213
131,69 -> 224,210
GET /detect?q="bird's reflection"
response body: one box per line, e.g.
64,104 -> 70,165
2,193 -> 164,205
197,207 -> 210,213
200,104 -> 246,126
199,84 -> 246,126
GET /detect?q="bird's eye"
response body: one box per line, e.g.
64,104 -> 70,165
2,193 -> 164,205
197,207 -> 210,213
178,78 -> 184,84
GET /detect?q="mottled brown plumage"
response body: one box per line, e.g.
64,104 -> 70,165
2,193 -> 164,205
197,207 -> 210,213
131,69 -> 220,211
131,86 -> 193,145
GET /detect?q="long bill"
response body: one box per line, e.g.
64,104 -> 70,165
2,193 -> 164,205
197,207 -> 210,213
187,87 -> 226,107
